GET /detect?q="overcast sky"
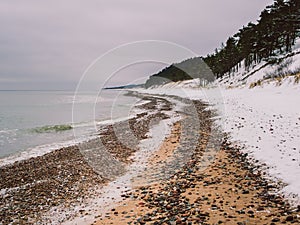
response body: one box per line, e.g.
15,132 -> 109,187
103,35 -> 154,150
0,0 -> 273,90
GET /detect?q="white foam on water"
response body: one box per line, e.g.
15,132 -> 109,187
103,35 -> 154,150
0,97 -> 151,167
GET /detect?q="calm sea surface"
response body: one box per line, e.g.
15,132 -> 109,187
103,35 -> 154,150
0,90 -> 138,160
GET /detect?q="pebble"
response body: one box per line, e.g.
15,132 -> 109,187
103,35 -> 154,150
0,95 -> 174,224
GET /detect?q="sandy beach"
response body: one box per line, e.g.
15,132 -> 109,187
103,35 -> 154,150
1,93 -> 299,224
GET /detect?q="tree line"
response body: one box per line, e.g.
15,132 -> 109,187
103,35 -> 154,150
145,0 -> 300,87
203,0 -> 300,78
145,57 -> 214,88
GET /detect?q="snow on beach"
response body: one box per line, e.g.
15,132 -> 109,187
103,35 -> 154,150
135,72 -> 300,205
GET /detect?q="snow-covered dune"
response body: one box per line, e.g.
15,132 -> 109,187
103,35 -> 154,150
217,38 -> 300,88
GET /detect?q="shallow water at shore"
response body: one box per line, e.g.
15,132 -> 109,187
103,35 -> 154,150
0,92 -> 181,224
0,89 -> 138,161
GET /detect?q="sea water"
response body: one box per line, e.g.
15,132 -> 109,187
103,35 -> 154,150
0,90 -> 138,162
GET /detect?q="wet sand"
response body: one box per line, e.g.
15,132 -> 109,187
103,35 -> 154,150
148,121 -> 181,165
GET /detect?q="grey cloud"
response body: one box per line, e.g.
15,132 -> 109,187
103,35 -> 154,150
0,0 -> 273,90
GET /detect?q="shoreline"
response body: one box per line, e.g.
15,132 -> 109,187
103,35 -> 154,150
1,92 -> 299,224
0,93 -> 180,224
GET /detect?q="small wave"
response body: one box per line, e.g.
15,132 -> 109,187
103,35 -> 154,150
31,124 -> 73,133
0,128 -> 18,135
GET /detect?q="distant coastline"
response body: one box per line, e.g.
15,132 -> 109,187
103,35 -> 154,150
104,84 -> 143,90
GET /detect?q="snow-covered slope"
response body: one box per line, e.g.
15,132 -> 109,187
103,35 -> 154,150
217,38 -> 300,88
135,41 -> 300,205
